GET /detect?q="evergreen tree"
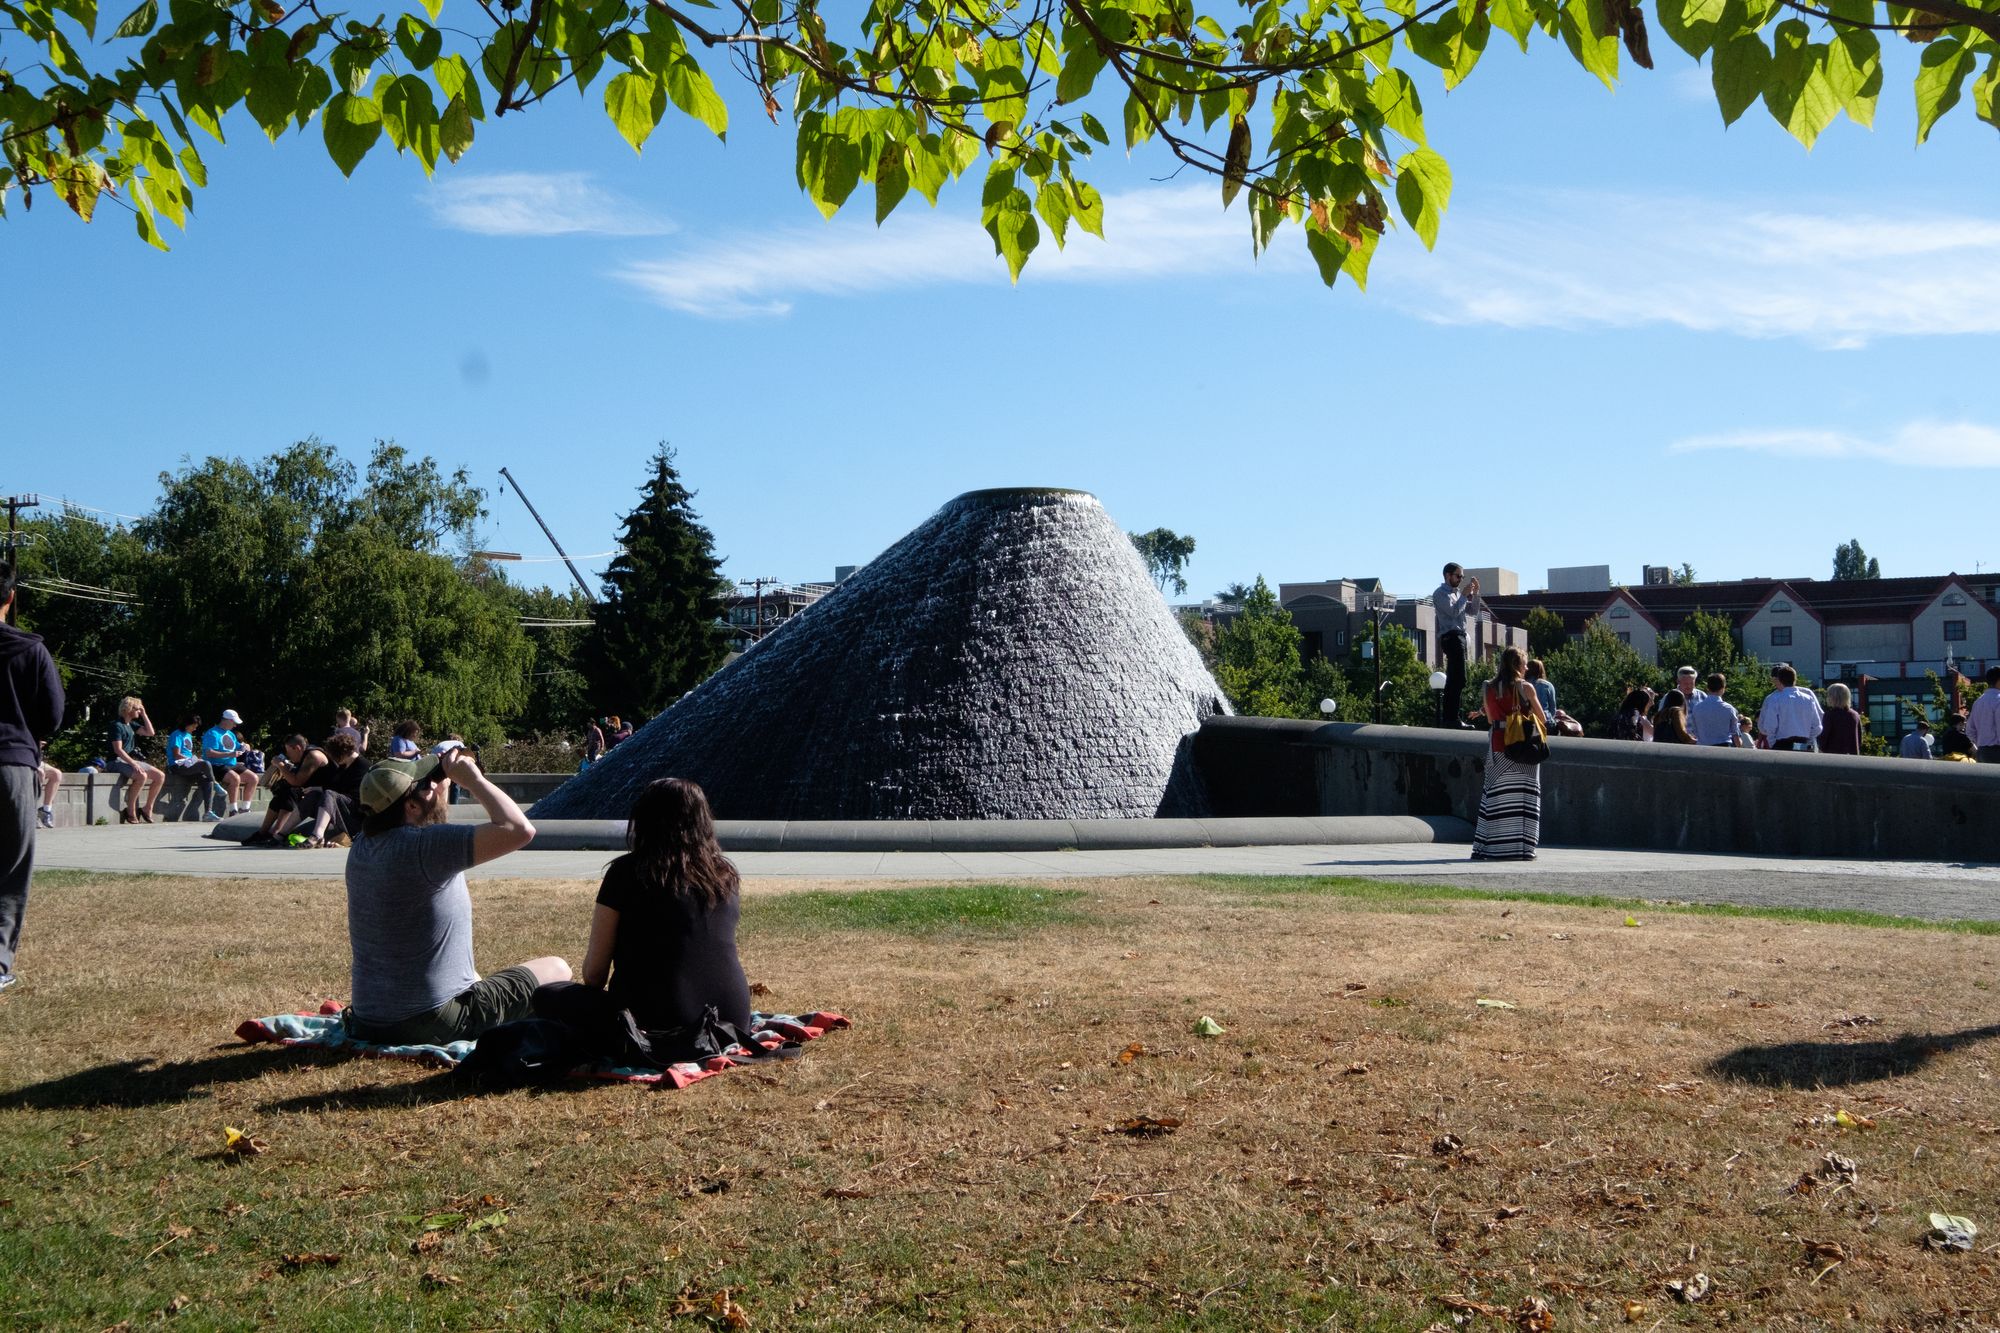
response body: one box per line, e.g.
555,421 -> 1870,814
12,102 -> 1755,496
1832,539 -> 1881,581
1521,606 -> 1569,661
584,447 -> 730,718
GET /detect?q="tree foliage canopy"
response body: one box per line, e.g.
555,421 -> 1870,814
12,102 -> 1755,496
582,444 -> 729,718
1832,538 -> 1882,580
6,0 -> 1992,279
1129,526 -> 1195,595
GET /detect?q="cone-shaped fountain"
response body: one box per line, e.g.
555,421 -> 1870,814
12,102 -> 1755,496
533,488 -> 1230,820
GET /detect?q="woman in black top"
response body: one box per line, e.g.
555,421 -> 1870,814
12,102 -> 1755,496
540,778 -> 751,1043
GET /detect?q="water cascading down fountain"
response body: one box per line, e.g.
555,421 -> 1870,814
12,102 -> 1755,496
531,488 -> 1231,821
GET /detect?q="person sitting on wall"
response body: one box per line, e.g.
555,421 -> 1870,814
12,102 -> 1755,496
532,777 -> 753,1061
202,710 -> 255,815
166,712 -> 224,821
1939,711 -> 1978,761
107,696 -> 165,824
332,708 -> 370,754
387,719 -> 422,760
343,744 -> 569,1047
1524,658 -> 1583,738
243,734 -> 329,846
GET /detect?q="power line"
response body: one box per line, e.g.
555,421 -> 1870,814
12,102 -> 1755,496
19,580 -> 144,607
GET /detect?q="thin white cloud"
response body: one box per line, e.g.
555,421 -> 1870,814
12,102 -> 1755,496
1669,420 -> 2000,468
1384,192 -> 2000,348
425,172 -> 671,237
614,186 -> 1259,317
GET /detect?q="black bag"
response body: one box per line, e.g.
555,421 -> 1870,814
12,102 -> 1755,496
458,1018 -> 588,1088
1500,683 -> 1551,765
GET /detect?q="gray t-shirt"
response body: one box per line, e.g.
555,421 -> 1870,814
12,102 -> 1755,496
345,823 -> 481,1023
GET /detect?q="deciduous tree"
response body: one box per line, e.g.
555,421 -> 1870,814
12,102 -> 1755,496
6,0 -> 1988,290
1129,528 -> 1196,597
1521,606 -> 1569,661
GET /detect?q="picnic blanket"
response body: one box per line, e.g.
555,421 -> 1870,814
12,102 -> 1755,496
236,1001 -> 850,1088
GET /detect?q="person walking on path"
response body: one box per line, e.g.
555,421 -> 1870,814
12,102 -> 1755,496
1757,665 -> 1824,752
1969,667 -> 2000,763
0,561 -> 66,996
1471,647 -> 1546,862
342,744 -> 569,1046
1431,563 -> 1485,729
1688,673 -> 1741,746
1819,682 -> 1865,756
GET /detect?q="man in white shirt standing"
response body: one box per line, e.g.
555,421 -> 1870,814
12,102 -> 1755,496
1431,563 -> 1485,729
1968,667 -> 2000,763
1671,666 -> 1708,711
1757,664 -> 1824,752
1688,673 -> 1740,746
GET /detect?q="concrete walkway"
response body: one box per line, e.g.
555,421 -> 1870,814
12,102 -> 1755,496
28,822 -> 2000,922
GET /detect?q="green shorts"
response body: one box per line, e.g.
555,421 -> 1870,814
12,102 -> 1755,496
346,966 -> 541,1046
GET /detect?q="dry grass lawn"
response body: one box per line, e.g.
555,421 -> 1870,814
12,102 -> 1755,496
4,870 -> 2000,1330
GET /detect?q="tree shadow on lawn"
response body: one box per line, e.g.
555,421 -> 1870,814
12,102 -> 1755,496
1709,1023 -> 2000,1089
0,1044 -> 364,1110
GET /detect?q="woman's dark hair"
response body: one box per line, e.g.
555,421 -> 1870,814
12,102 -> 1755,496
1655,694 -> 1696,744
178,712 -> 200,731
1620,688 -> 1651,715
393,719 -> 422,740
1495,646 -> 1525,687
625,778 -> 737,909
325,734 -> 358,761
1660,689 -> 1686,712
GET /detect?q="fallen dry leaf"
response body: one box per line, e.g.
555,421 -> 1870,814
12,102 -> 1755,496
420,1269 -> 462,1290
748,981 -> 771,997
1342,1062 -> 1370,1077
278,1252 -> 342,1271
1514,1295 -> 1554,1331
1666,1272 -> 1711,1303
1494,1204 -> 1526,1220
1432,1134 -> 1464,1156
220,1127 -> 267,1158
820,1187 -> 872,1200
1106,1116 -> 1182,1137
1116,1042 -> 1146,1064
1441,1294 -> 1507,1317
1621,1299 -> 1647,1322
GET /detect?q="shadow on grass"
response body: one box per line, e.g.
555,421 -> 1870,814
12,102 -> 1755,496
1708,1023 -> 2000,1089
0,1044 -> 359,1110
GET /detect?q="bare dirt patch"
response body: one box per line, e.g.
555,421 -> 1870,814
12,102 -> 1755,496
3,872 -> 1999,1330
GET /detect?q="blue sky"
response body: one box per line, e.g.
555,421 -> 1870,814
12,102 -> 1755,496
7,28 -> 1998,603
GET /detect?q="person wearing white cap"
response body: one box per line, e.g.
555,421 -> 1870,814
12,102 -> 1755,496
341,744 -> 569,1046
201,710 -> 256,815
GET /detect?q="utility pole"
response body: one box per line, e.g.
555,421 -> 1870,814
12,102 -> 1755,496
2,493 -> 40,625
496,468 -> 594,602
737,577 -> 783,641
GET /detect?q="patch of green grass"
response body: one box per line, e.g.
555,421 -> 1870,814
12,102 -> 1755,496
1194,874 -> 2000,935
745,884 -> 1089,937
32,869 -> 165,889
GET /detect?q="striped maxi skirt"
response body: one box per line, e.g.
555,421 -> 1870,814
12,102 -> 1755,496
1470,750 -> 1540,861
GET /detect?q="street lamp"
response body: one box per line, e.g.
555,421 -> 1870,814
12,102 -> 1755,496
1367,590 -> 1398,723
1318,697 -> 1338,722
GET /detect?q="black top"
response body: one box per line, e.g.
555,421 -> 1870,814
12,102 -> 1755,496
294,747 -> 334,788
0,623 -> 65,769
596,854 -> 751,1033
320,756 -> 370,799
109,718 -> 138,758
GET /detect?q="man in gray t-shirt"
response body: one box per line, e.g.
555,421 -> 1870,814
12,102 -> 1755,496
343,745 -> 569,1046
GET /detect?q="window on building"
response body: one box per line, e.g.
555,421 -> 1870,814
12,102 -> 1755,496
1770,625 -> 1792,647
1770,599 -> 1792,614
1616,632 -> 1631,645
1608,604 -> 1630,619
1943,592 -> 1967,606
1336,630 -> 1347,647
1302,631 -> 1324,662
1944,619 -> 1967,641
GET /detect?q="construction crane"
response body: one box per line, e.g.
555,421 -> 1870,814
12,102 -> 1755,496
497,468 -> 595,603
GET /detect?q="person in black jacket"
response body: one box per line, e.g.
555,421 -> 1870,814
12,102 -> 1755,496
0,561 -> 67,995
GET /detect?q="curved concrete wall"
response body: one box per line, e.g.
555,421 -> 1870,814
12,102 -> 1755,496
1192,717 -> 2000,862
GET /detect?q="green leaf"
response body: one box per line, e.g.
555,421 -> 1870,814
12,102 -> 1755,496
321,91 -> 383,176
1057,24 -> 1107,104
1368,68 -> 1427,146
420,0 -> 443,19
246,59 -> 304,141
395,15 -> 443,71
662,59 -> 728,140
874,144 -> 909,224
979,169 -> 1039,281
1559,0 -> 1619,89
908,137 -> 950,204
1488,0 -> 1535,51
1763,20 -> 1838,148
1914,37 -> 1969,144
797,132 -> 860,218
330,42 -> 375,97
177,142 -> 206,188
1975,53 -> 2000,128
439,94 -> 474,162
1824,28 -> 1881,128
111,0 -> 156,39
1034,177 -> 1071,248
1655,0 -> 1728,60
604,70 -> 665,152
1078,112 -> 1110,145
435,54 -> 486,120
1394,147 -> 1452,249
379,74 -> 442,172
1070,179 -> 1104,238
1711,32 -> 1770,126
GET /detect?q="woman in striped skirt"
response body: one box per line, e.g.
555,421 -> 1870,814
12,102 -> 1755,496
1471,646 -> 1547,861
